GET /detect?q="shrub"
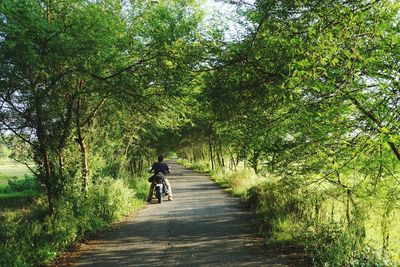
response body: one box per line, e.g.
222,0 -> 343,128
192,160 -> 211,173
0,190 -> 38,209
0,177 -> 142,266
247,180 -> 306,243
212,168 -> 258,197
176,158 -> 190,167
89,177 -> 136,223
247,180 -> 395,266
305,223 -> 391,266
130,174 -> 150,201
8,175 -> 40,192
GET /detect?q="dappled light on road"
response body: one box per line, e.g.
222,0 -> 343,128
59,163 -> 293,266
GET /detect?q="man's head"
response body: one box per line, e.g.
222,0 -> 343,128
158,155 -> 164,162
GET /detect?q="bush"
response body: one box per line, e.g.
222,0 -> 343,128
89,177 -> 137,223
130,174 -> 150,200
212,168 -> 258,197
176,158 -> 190,167
0,177 -> 142,267
192,160 -> 211,173
247,180 -> 305,243
0,190 -> 38,209
305,223 -> 391,266
8,175 -> 40,192
247,180 -> 395,266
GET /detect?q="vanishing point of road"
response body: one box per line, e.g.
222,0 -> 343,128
57,162 -> 302,267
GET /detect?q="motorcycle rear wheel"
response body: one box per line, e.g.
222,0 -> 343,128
156,187 -> 163,203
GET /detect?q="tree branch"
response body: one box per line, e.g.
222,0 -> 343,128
349,96 -> 400,161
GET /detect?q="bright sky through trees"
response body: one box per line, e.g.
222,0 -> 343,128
202,0 -> 252,40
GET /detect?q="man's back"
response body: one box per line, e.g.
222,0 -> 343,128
151,162 -> 169,174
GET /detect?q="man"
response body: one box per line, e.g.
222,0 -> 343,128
147,155 -> 173,202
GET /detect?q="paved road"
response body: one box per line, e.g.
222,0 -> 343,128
59,162 -> 298,266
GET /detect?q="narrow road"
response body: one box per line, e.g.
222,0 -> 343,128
59,162 -> 299,266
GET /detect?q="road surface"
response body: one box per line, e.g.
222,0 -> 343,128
58,162 -> 302,266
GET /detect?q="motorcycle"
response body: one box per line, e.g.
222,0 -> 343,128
150,172 -> 169,203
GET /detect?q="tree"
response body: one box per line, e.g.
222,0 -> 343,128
0,0 -> 205,213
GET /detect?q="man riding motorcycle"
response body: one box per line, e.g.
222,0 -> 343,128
147,155 -> 173,202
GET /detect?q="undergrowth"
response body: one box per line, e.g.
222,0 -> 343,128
0,175 -> 148,267
0,175 -> 41,209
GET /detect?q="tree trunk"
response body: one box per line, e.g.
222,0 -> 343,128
138,159 -> 143,173
200,147 -> 205,161
129,160 -> 134,177
217,136 -> 225,171
209,138 -> 215,170
251,150 -> 260,174
346,189 -> 351,225
34,94 -> 54,214
228,148 -> 236,171
58,154 -> 64,177
235,154 -> 240,171
77,136 -> 89,193
76,97 -> 89,194
42,150 -> 54,214
215,143 -> 221,169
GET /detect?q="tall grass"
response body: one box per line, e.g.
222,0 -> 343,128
177,158 -> 211,173
212,168 -> 260,198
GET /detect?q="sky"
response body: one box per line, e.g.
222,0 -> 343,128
201,0 -> 254,41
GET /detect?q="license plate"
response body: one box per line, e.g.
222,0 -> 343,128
156,184 -> 163,187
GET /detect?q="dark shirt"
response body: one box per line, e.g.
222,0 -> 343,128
151,162 -> 170,175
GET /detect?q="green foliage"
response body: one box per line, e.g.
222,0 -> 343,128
0,143 -> 10,160
0,178 -> 142,266
89,178 -> 137,223
0,190 -> 38,209
305,223 -> 391,267
177,158 -> 209,172
247,180 -> 305,242
0,175 -> 39,209
0,0 -> 204,263
247,179 -> 396,266
129,174 -> 151,201
0,183 -> 7,193
0,0 -> 399,265
175,0 -> 400,265
191,160 -> 212,173
212,169 -> 258,198
7,175 -> 39,192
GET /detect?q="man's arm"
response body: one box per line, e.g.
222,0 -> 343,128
149,163 -> 155,173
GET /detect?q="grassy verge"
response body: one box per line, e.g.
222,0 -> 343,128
0,174 -> 149,267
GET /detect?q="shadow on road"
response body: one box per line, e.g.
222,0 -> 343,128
56,163 -> 304,267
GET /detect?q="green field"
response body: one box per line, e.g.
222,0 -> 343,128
0,161 -> 37,210
0,161 -> 33,185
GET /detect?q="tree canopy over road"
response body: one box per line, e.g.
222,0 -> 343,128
0,0 -> 399,266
